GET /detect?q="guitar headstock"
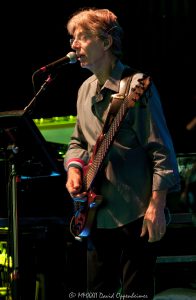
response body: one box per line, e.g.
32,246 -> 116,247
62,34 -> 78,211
128,75 -> 151,107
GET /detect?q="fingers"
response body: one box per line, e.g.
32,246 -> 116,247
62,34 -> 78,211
66,168 -> 82,195
140,219 -> 147,238
66,180 -> 80,193
141,219 -> 166,243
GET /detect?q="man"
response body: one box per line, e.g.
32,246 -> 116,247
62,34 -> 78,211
64,7 -> 180,299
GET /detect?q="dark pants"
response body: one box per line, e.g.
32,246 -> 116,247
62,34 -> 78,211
87,217 -> 158,299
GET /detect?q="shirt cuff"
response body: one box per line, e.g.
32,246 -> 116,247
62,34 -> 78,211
65,158 -> 85,171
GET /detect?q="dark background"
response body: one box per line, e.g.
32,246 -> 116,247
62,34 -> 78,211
1,0 -> 196,153
0,2 -> 196,298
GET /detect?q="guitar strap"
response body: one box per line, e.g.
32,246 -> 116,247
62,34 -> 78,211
102,73 -> 134,134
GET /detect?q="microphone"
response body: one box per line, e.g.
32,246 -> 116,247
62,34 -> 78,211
37,51 -> 77,73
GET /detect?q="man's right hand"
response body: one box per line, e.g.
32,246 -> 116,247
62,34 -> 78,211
66,167 -> 84,197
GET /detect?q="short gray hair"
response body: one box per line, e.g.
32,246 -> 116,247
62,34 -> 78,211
67,8 -> 124,58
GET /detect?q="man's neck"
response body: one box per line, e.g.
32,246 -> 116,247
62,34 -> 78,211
94,55 -> 117,86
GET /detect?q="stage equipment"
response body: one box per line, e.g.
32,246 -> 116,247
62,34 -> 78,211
0,109 -> 63,300
33,115 -> 76,147
176,153 -> 196,213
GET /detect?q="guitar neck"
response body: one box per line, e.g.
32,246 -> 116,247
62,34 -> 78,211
84,97 -> 129,191
83,75 -> 151,191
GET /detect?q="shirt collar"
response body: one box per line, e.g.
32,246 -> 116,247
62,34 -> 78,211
103,60 -> 127,93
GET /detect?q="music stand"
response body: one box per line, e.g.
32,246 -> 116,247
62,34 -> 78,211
0,109 -> 62,299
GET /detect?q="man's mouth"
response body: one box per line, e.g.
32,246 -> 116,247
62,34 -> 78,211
77,54 -> 86,62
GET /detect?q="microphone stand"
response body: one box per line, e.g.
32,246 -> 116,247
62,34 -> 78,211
24,73 -> 54,113
7,72 -> 56,299
7,149 -> 21,300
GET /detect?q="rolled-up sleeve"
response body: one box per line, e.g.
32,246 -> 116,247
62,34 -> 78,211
64,118 -> 89,171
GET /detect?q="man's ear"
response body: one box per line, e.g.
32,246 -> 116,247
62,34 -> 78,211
103,35 -> 113,50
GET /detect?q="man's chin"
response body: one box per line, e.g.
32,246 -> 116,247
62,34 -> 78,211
80,62 -> 90,70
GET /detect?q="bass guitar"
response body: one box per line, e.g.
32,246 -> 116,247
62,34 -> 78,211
70,74 -> 151,241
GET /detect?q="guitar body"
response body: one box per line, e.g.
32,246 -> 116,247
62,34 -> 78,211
71,189 -> 103,241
